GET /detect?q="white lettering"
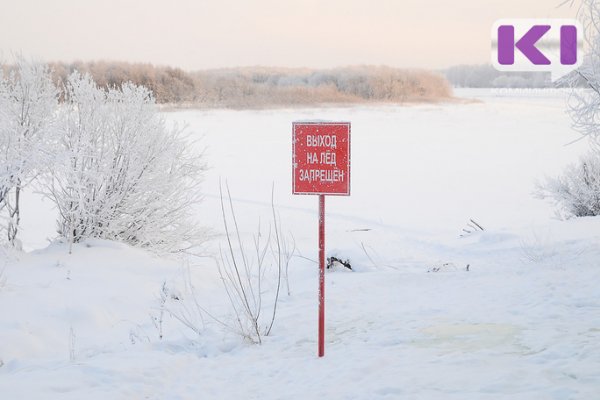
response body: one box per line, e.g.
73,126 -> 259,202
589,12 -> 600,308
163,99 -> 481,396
306,135 -> 337,149
319,151 -> 336,166
298,169 -> 345,183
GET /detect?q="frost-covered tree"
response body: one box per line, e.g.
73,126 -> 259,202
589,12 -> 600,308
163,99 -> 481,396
0,58 -> 58,245
537,1 -> 600,217
44,72 -> 205,253
565,0 -> 600,145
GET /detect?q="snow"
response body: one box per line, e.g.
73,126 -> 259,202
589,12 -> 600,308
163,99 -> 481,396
2,89 -> 600,399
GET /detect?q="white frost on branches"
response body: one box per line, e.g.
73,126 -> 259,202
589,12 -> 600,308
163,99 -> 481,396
535,152 -> 600,217
43,72 -> 206,253
537,1 -> 600,218
0,59 -> 206,252
0,58 -> 58,244
566,0 -> 600,146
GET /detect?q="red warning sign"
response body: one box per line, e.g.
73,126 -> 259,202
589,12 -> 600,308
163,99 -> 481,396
292,122 -> 350,195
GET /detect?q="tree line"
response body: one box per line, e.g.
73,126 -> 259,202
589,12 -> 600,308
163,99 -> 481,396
43,62 -> 453,107
444,64 -> 553,88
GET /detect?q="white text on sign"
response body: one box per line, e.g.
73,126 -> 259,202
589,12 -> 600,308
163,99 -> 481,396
306,135 -> 337,149
299,137 -> 344,184
299,169 -> 345,183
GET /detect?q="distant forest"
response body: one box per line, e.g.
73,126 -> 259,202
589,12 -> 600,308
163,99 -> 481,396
43,61 -> 453,107
444,64 -> 553,88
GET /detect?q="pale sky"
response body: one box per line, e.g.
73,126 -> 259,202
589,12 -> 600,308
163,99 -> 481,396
0,0 -> 577,71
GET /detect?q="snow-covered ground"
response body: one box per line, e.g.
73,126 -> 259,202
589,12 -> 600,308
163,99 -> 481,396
3,89 -> 600,399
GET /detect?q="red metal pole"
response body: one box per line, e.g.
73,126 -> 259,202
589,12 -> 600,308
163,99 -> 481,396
318,194 -> 325,357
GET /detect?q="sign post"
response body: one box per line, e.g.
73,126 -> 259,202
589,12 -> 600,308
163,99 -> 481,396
292,121 -> 351,358
318,193 -> 325,357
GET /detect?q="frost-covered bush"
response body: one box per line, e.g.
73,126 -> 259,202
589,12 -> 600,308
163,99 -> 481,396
43,72 -> 205,252
536,151 -> 600,218
0,59 -> 206,252
0,58 -> 58,244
